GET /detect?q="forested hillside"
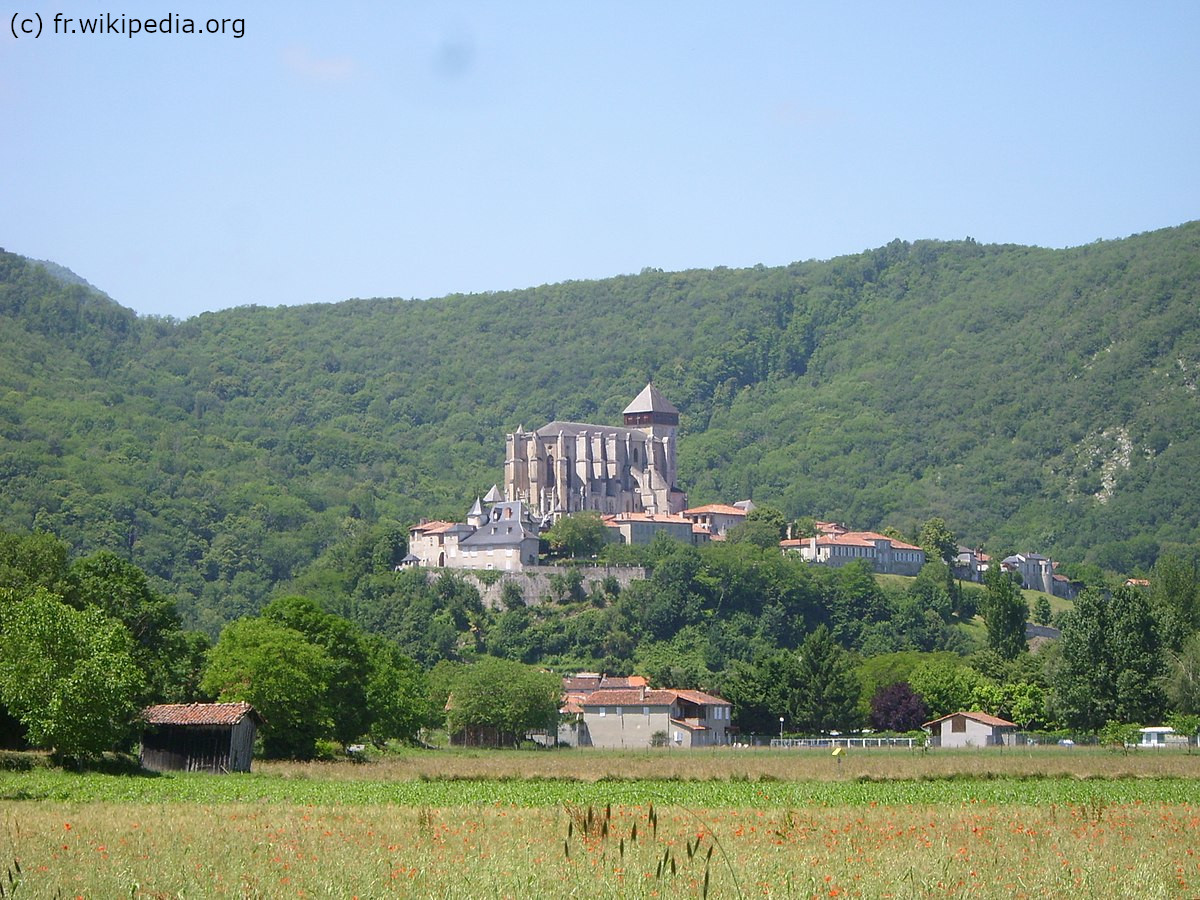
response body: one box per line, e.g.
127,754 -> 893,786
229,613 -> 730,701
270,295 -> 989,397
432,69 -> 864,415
1,223 -> 1198,630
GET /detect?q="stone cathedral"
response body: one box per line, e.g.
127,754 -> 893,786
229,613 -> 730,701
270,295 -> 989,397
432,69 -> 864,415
504,383 -> 687,522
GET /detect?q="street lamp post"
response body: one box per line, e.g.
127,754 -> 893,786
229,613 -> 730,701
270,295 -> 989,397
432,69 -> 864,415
779,716 -> 785,743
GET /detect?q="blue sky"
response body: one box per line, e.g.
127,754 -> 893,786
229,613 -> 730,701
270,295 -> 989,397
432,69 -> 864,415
3,2 -> 1198,319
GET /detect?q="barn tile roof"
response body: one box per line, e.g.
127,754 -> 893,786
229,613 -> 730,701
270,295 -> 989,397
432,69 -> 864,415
142,702 -> 261,726
922,710 -> 1016,729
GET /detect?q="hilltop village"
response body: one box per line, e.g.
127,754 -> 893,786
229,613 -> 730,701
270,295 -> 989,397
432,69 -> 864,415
390,383 -> 1121,750
404,383 -> 1075,598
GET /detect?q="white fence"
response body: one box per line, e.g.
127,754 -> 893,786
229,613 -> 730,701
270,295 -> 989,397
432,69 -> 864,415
770,737 -> 917,749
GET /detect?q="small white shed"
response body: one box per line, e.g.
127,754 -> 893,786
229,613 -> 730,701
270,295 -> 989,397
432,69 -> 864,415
923,711 -> 1017,748
1137,726 -> 1186,749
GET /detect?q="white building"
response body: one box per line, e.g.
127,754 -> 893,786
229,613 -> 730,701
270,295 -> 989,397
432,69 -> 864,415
681,504 -> 748,540
781,531 -> 926,576
923,711 -> 1017,748
408,488 -> 541,571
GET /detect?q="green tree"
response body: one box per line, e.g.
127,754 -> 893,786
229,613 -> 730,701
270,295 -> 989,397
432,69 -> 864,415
1032,596 -> 1053,626
544,512 -> 610,559
727,505 -> 787,549
261,595 -> 372,748
1051,587 -> 1165,731
0,528 -> 71,595
0,588 -> 144,758
364,637 -> 435,745
1150,550 -> 1200,644
68,551 -> 193,703
790,625 -> 862,734
500,581 -> 526,610
1166,632 -> 1200,714
724,651 -> 804,734
979,567 -> 1028,660
908,659 -> 987,719
201,617 -> 334,759
918,517 -> 957,565
445,657 -> 560,746
1165,712 -> 1200,750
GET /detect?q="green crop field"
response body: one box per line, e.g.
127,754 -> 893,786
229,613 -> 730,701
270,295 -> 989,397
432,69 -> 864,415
2,748 -> 1199,897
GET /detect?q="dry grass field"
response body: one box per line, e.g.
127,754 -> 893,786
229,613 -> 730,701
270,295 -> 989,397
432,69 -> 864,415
259,743 -> 1200,783
2,746 -> 1199,898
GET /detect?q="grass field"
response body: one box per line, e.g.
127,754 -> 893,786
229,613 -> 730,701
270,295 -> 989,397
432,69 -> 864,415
2,747 -> 1199,897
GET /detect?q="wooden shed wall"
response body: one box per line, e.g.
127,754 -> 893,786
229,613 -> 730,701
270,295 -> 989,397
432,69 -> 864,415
141,720 -> 256,773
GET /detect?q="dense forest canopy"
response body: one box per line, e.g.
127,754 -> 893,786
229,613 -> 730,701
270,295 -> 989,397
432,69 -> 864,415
1,223 -> 1198,630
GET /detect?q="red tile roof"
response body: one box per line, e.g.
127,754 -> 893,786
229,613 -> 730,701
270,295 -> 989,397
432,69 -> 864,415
672,689 -> 731,706
922,711 -> 1016,729
409,520 -> 457,534
142,702 -> 260,726
581,688 -> 730,708
683,504 -> 747,517
603,512 -> 691,524
813,531 -> 923,551
602,675 -> 649,689
583,689 -> 678,706
561,674 -> 649,694
781,532 -> 924,552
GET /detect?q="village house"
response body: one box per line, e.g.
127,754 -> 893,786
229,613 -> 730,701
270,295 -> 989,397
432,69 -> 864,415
407,487 -> 541,572
681,503 -> 751,540
952,546 -> 991,582
780,531 -> 926,576
572,686 -> 732,749
601,511 -> 708,546
1000,553 -> 1055,594
923,711 -> 1017,748
140,702 -> 262,773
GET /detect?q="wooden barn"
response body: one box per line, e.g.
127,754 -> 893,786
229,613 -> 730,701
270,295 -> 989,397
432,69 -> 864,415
140,702 -> 262,773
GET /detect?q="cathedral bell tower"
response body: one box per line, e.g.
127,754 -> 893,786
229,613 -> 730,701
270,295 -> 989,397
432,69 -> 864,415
622,383 -> 682,511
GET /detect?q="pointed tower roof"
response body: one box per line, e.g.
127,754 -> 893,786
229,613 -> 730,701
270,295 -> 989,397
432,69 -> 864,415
483,484 -> 503,503
623,382 -> 679,416
623,383 -> 679,428
468,497 -> 484,516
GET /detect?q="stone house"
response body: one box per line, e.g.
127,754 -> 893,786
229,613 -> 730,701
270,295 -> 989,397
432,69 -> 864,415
408,489 -> 541,572
681,504 -> 749,540
1001,553 -> 1055,594
602,511 -> 703,546
952,546 -> 991,582
574,687 -> 731,749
